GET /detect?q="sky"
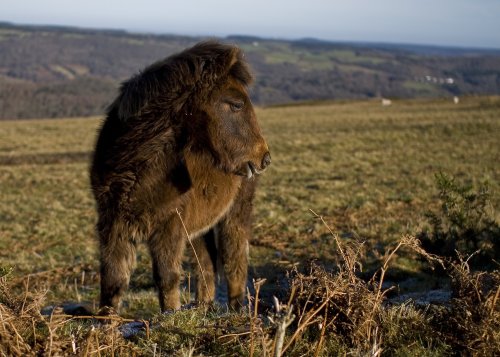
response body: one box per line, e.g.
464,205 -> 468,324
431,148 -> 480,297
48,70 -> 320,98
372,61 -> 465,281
1,0 -> 500,49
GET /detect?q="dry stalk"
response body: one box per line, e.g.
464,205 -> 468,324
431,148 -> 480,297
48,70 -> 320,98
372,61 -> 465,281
67,314 -> 136,323
286,284 -> 297,307
74,278 -> 81,303
21,275 -> 30,315
254,279 -> 266,320
176,208 -> 209,300
83,329 -> 91,356
370,326 -> 383,357
95,330 -> 101,357
281,292 -> 329,354
310,209 -> 362,284
489,285 -> 500,316
367,236 -> 415,342
376,240 -> 404,296
297,293 -> 312,328
187,272 -> 191,304
247,287 -> 255,357
47,307 -> 56,356
218,331 -> 252,339
271,297 -> 295,357
313,305 -> 328,357
111,330 -> 115,357
143,319 -> 150,340
249,278 -> 266,357
310,210 -> 346,260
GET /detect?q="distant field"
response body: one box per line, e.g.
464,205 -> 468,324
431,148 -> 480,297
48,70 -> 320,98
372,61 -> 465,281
256,97 -> 500,265
2,95 -> 499,277
0,97 -> 499,355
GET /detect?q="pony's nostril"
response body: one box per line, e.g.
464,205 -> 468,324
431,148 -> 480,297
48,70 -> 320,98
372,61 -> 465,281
261,152 -> 271,169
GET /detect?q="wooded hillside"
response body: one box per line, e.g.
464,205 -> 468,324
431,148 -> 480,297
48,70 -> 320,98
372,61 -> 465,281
1,22 -> 499,119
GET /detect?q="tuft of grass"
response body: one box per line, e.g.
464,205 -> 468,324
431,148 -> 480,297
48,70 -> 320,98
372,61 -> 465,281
0,270 -> 140,356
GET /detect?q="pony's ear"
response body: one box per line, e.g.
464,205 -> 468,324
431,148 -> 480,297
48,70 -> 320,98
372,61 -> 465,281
191,43 -> 241,86
220,46 -> 240,70
203,45 -> 252,86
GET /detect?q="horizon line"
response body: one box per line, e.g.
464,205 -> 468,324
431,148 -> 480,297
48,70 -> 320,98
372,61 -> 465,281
2,20 -> 500,52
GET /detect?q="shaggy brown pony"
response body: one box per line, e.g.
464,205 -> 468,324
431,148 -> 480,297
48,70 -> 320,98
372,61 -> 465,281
90,41 -> 271,312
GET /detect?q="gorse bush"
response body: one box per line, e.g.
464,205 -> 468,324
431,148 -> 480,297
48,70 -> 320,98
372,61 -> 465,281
420,172 -> 500,266
430,259 -> 500,356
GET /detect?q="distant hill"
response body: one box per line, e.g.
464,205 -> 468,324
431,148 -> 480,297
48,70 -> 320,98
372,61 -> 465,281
1,22 -> 500,119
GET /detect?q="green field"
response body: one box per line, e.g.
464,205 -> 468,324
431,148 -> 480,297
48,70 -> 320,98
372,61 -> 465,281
1,97 -> 499,355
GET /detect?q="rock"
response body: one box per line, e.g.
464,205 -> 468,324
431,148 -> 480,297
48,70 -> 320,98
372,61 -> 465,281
389,289 -> 452,306
41,302 -> 93,316
119,321 -> 148,339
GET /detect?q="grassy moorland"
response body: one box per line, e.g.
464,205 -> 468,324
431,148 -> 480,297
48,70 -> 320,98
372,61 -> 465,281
0,97 -> 499,355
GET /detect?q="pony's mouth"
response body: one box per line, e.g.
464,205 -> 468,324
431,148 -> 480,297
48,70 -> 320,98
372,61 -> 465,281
236,162 -> 265,179
246,162 -> 260,179
235,152 -> 271,179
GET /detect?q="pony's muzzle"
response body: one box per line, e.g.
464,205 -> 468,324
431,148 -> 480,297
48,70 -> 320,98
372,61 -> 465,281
261,152 -> 271,170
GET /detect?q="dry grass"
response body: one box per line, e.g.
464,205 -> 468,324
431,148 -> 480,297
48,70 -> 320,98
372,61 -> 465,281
438,258 -> 500,355
0,269 -> 141,356
0,97 -> 499,355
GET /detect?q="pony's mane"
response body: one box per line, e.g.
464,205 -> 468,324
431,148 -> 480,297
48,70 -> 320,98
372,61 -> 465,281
112,41 -> 253,121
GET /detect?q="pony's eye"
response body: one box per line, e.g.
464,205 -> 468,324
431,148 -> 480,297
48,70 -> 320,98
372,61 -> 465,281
229,100 -> 244,112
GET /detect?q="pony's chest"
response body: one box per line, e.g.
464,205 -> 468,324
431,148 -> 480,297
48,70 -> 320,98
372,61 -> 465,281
181,153 -> 241,237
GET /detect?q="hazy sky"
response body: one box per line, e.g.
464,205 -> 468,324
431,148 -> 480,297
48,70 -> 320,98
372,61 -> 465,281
2,0 -> 500,48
